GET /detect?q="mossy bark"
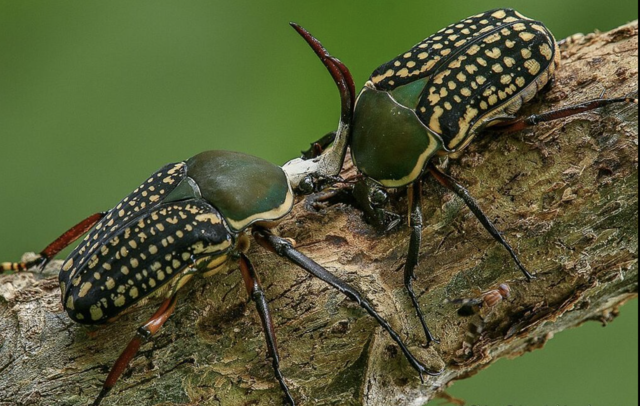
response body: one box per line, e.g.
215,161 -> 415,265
1,22 -> 638,406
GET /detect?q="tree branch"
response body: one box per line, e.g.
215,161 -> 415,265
1,22 -> 637,406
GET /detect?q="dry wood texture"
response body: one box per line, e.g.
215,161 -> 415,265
1,22 -> 638,406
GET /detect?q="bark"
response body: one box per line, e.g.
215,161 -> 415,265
1,22 -> 638,406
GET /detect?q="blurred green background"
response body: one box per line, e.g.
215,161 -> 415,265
0,1 -> 637,404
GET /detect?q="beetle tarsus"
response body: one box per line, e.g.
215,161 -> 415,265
517,262 -> 537,282
276,367 -> 296,406
34,255 -> 50,271
427,164 -> 537,281
0,255 -> 48,274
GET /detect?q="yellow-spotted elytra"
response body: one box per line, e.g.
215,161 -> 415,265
2,150 -> 442,406
283,9 -> 636,346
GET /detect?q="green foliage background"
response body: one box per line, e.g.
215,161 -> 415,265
0,1 -> 637,405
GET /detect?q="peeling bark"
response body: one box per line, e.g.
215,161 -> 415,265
1,22 -> 638,406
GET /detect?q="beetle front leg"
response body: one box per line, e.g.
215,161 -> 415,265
492,95 -> 637,133
1,212 -> 105,273
405,182 -> 439,346
239,253 -> 295,406
253,227 -> 443,381
427,163 -> 535,280
301,131 -> 337,160
352,180 -> 402,232
92,294 -> 178,406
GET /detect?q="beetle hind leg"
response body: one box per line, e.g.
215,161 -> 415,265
405,182 -> 440,346
492,95 -> 637,133
239,253 -> 296,406
92,295 -> 178,406
1,212 -> 105,274
427,163 -> 535,281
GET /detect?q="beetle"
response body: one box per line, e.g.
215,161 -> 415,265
283,8 -> 636,346
2,149 -> 441,405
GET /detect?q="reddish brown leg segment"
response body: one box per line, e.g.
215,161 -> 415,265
1,212 -> 105,273
494,96 -> 636,133
92,294 -> 178,406
239,253 -> 295,405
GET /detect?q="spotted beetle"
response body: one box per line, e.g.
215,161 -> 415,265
2,149 -> 440,405
284,9 -> 636,346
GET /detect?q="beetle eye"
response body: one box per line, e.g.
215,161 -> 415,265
298,176 -> 316,195
369,188 -> 388,207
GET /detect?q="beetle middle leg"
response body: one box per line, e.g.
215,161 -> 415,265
238,253 -> 295,406
427,163 -> 535,281
93,294 -> 179,406
253,227 -> 443,381
404,181 -> 439,345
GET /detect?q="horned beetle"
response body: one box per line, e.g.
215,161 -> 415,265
284,9 -> 636,346
2,158 -> 439,401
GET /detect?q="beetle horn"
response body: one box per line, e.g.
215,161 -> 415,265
283,23 -> 355,188
289,23 -> 355,120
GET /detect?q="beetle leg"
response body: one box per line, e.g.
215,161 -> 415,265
301,131 -> 337,160
1,212 -> 105,273
405,182 -> 440,346
253,227 -> 443,381
239,253 -> 295,406
352,180 -> 402,232
427,163 -> 536,281
92,294 -> 178,406
303,188 -> 350,212
493,96 -> 637,133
